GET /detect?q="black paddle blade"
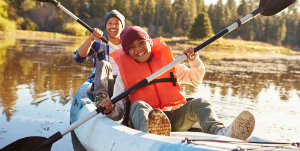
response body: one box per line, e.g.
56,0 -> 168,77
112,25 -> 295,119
260,0 -> 296,16
1,137 -> 51,151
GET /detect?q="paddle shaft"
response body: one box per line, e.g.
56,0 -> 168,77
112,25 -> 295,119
47,0 -> 119,50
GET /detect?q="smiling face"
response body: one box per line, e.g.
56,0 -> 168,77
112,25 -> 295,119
106,17 -> 123,39
128,39 -> 153,62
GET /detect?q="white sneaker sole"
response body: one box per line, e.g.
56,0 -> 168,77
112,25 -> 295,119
230,111 -> 255,140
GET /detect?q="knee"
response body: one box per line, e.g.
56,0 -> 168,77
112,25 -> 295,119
190,98 -> 213,108
96,60 -> 111,69
130,101 -> 152,113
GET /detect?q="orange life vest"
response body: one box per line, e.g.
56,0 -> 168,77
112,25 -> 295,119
110,37 -> 186,109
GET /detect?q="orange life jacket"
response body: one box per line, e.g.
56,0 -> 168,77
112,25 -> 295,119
110,37 -> 186,109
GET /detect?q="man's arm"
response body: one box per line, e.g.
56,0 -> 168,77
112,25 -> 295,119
77,28 -> 103,58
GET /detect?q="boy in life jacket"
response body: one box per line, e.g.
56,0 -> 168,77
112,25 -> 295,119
99,26 -> 255,140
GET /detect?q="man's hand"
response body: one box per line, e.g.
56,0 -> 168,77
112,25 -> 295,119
99,97 -> 116,115
90,28 -> 103,42
183,47 -> 197,61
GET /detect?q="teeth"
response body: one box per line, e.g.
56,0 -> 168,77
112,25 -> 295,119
137,52 -> 145,57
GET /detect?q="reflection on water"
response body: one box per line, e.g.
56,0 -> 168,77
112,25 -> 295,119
0,37 -> 88,122
0,37 -> 299,150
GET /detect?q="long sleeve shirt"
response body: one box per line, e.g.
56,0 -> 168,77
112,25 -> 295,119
73,35 -> 121,79
106,53 -> 205,121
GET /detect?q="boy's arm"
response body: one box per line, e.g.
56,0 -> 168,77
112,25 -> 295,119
176,53 -> 205,86
105,74 -> 126,121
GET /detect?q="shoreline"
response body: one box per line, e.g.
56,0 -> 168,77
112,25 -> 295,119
1,30 -> 300,60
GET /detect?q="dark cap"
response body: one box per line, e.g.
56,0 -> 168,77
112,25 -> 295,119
104,10 -> 125,29
120,26 -> 152,55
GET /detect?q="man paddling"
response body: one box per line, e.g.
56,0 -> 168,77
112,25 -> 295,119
74,10 -> 125,103
99,26 -> 255,140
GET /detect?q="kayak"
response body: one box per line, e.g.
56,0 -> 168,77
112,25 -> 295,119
70,81 -> 299,151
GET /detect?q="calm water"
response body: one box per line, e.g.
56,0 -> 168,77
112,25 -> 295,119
0,36 -> 299,150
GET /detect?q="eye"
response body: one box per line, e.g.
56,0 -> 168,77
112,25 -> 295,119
139,40 -> 145,44
129,45 -> 135,50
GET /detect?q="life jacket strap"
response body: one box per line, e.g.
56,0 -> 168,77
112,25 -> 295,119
144,72 -> 177,87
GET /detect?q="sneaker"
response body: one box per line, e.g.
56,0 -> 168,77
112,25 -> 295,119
148,109 -> 171,136
216,111 -> 255,140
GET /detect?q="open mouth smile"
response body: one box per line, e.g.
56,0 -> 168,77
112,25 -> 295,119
136,52 -> 146,57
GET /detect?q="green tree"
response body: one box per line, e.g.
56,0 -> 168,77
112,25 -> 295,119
237,0 -> 250,39
157,0 -> 174,33
0,0 -> 16,31
195,0 -> 205,13
144,0 -> 156,28
0,0 -> 9,18
188,12 -> 213,39
215,0 -> 225,32
237,0 -> 249,17
262,17 -> 274,42
131,5 -> 142,26
225,0 -> 238,38
254,16 -> 265,41
276,18 -> 287,41
173,0 -> 191,33
126,0 -> 138,21
224,5 -> 231,26
207,4 -> 216,33
227,0 -> 237,19
87,0 -> 107,18
182,0 -> 192,32
21,18 -> 38,30
20,0 -> 37,11
188,0 -> 197,24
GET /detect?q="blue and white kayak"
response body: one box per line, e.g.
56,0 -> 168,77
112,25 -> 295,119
70,81 -> 299,151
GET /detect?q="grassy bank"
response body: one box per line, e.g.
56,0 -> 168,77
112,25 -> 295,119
164,37 -> 294,54
163,36 -> 300,60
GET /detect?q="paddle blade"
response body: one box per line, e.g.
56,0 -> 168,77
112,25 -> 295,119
1,137 -> 51,151
260,0 -> 296,16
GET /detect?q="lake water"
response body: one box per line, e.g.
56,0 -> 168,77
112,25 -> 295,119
0,36 -> 299,150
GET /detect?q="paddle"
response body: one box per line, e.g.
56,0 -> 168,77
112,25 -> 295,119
37,0 -> 119,50
1,0 -> 296,150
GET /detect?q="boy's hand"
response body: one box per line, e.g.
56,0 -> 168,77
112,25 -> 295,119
99,97 -> 115,115
183,47 -> 196,61
90,28 -> 103,42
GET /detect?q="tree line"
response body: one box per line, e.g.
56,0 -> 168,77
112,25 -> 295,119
1,0 -> 300,47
